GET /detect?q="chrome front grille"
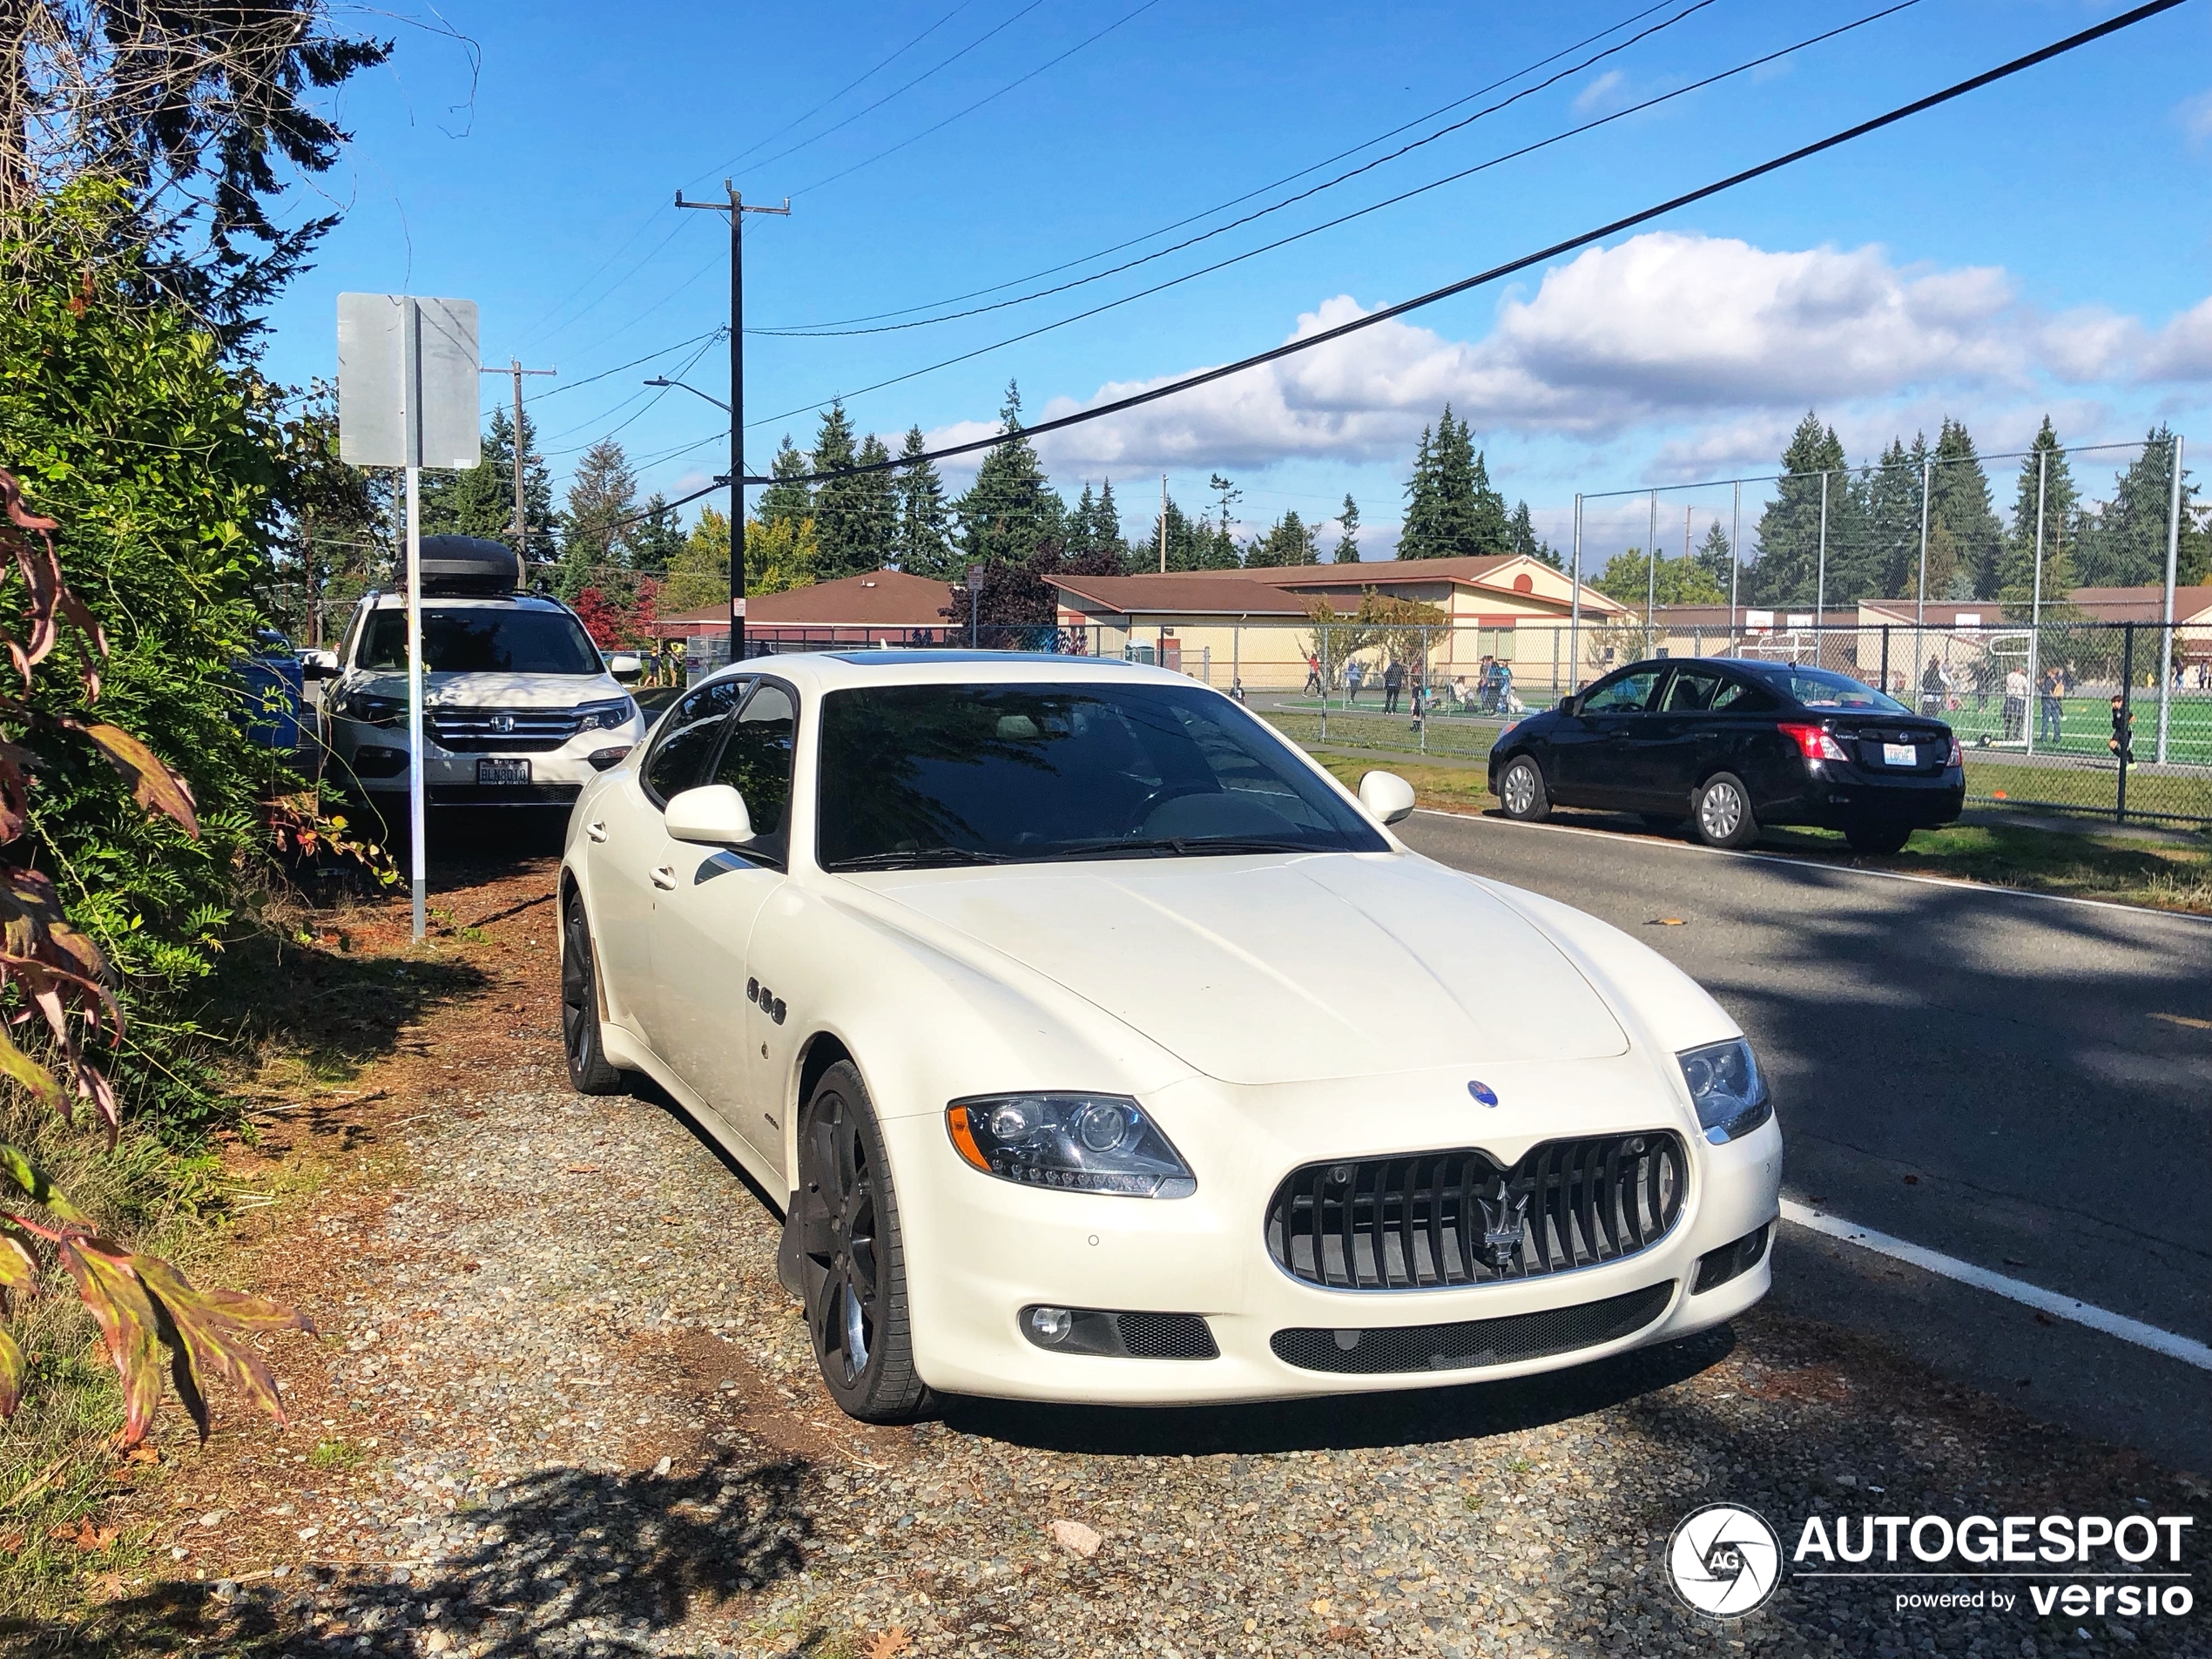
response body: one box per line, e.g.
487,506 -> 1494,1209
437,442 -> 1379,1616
1264,1132 -> 1688,1291
427,706 -> 583,752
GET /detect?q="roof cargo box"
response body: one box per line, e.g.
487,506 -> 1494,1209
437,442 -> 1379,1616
415,536 -> 522,595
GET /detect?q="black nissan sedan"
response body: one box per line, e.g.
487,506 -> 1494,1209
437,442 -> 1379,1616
1486,658 -> 1964,853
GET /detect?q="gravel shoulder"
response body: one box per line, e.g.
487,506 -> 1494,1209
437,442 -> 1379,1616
23,852 -> 2206,1659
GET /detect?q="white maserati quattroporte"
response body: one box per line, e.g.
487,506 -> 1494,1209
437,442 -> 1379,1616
559,652 -> 1782,1422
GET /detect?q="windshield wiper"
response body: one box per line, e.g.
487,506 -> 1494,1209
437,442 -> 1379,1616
828,847 -> 1015,872
1053,836 -> 1322,860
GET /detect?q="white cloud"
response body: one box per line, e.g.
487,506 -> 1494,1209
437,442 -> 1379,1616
2179,88 -> 2212,146
997,233 -> 2212,478
1571,70 -> 1629,117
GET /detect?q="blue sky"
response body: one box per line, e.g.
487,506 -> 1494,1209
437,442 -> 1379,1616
266,0 -> 2212,558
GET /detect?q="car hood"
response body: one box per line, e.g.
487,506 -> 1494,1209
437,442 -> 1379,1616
357,671 -> 622,709
860,852 -> 1629,1085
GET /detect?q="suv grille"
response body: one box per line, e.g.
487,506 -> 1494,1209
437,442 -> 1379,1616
1271,1281 -> 1675,1374
1264,1132 -> 1687,1292
427,706 -> 583,752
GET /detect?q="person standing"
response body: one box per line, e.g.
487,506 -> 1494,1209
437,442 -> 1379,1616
2003,663 -> 2029,740
1345,659 -> 1365,705
1382,659 -> 1405,713
1303,651 -> 1323,697
2038,665 -> 2063,745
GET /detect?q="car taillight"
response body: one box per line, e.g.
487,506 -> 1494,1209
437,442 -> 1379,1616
1946,735 -> 1963,767
1778,722 -> 1850,762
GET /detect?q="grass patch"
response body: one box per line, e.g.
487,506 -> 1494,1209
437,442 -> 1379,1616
307,1438 -> 362,1473
1308,754 -> 2212,914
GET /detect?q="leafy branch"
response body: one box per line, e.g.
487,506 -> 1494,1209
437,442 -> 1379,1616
0,465 -> 308,1445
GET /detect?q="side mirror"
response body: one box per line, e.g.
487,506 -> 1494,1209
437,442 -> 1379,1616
607,652 -> 643,682
300,650 -> 340,681
1358,770 -> 1417,826
1557,695 -> 1579,716
664,784 -> 754,847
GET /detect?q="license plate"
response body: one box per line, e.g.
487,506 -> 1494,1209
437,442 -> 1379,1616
1881,743 -> 1917,767
476,758 -> 531,786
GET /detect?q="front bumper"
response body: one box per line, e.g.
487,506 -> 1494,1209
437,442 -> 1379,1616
884,1059 -> 1783,1404
326,718 -> 640,807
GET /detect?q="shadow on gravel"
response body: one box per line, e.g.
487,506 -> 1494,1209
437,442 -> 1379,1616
8,1453 -> 814,1657
947,1325 -> 1735,1457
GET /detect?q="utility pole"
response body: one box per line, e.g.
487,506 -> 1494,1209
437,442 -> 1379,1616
1158,474 -> 1169,573
480,359 -> 554,565
678,179 -> 788,667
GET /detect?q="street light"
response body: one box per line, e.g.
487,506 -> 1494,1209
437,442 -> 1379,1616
643,375 -> 732,415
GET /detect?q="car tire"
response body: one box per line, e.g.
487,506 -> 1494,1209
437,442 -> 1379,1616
1496,754 -> 1551,822
1844,821 -> 1913,855
797,1060 -> 928,1424
560,894 -> 628,1096
1692,772 -> 1759,849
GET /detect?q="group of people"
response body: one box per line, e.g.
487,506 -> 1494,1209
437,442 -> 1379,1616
1303,653 -> 1515,717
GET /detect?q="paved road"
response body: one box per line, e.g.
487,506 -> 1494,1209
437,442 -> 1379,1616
1399,806 -> 2212,1471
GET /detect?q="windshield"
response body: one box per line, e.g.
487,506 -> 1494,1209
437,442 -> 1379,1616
359,608 -> 601,676
1761,665 -> 1907,713
817,683 -> 1389,869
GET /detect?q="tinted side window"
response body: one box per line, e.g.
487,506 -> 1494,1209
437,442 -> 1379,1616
710,683 -> 797,861
643,679 -> 746,805
1662,669 -> 1724,712
1581,670 -> 1661,713
1711,677 -> 1777,713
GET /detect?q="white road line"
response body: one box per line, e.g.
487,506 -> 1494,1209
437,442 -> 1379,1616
1412,806 -> 2212,926
1778,1199 -> 2212,1372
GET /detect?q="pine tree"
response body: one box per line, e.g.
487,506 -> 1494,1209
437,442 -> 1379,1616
1400,425 -> 1440,560
1510,501 -> 1560,569
1202,474 -> 1243,568
1399,408 -> 1509,558
2075,426 -> 2197,589
950,382 -> 1065,565
1693,520 -> 1733,590
757,435 -> 814,528
1994,417 -> 2080,608
1861,435 -> 1927,601
1094,479 -> 1125,568
554,438 -> 640,601
1333,494 -> 1360,563
1245,509 -> 1318,567
1467,448 -> 1512,555
891,425 -> 955,577
1928,417 -> 2003,598
809,403 -> 893,580
1750,412 -> 1849,605
631,493 -> 683,577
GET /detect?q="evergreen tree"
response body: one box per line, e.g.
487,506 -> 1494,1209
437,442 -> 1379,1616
1928,417 -> 2003,598
1066,482 -> 1128,567
757,435 -> 814,528
891,425 -> 956,577
631,493 -> 683,577
1146,491 -> 1211,571
420,406 -> 556,564
1750,412 -> 1849,605
1509,501 -> 1560,569
1401,424 -> 1440,560
1467,448 -> 1513,555
1204,474 -> 1243,569
1332,493 -> 1360,563
1399,408 -> 1509,558
1995,417 -> 2080,608
950,381 -> 1065,565
1693,520 -> 1734,590
1861,434 -> 1927,601
2075,426 -> 2199,589
1094,478 -> 1125,568
554,437 -> 640,601
1245,509 -> 1318,567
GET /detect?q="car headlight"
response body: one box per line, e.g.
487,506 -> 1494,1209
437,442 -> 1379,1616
1677,1038 -> 1772,1145
577,696 -> 638,732
944,1093 -> 1196,1198
333,688 -> 404,725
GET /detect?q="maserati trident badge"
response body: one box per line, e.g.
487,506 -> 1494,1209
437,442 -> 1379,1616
1477,1178 -> 1530,1268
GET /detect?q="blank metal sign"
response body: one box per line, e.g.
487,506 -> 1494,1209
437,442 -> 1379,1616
336,294 -> 482,469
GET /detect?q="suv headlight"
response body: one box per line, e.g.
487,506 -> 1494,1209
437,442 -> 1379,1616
332,688 -> 404,725
577,696 -> 638,732
945,1093 -> 1196,1198
1677,1038 -> 1771,1145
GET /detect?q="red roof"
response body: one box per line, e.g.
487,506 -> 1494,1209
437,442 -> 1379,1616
653,568 -> 952,635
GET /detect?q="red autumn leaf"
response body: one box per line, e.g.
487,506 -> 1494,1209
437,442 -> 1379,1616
71,723 -> 199,838
53,1238 -> 163,1446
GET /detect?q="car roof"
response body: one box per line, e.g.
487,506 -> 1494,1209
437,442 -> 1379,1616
361,590 -> 574,613
704,650 -> 1195,695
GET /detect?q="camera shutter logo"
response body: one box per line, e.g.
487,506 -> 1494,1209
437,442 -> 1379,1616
1667,1503 -> 1781,1616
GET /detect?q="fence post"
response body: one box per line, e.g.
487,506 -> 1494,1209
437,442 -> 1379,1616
1318,624 -> 1328,744
1880,625 -> 1891,694
2118,622 -> 2135,826
2157,433 -> 2182,764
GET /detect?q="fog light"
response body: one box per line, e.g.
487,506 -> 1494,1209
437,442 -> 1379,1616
1027,1306 -> 1073,1345
352,745 -> 407,779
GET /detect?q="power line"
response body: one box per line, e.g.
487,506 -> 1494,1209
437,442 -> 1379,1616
746,0 -> 2187,490
743,0 -> 1923,430
701,0 -> 979,180
754,0 -> 1684,333
532,329 -> 727,402
789,0 -> 1166,197
758,0 -> 1718,335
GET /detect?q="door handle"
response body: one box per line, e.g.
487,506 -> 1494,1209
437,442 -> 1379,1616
586,820 -> 608,843
650,865 -> 678,890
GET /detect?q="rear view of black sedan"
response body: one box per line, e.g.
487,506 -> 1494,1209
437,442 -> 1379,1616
1486,658 -> 1964,853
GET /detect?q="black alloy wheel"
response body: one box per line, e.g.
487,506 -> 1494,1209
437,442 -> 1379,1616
1496,755 -> 1550,822
560,894 -> 626,1096
1844,820 -> 1913,855
798,1061 -> 926,1423
1692,772 -> 1759,850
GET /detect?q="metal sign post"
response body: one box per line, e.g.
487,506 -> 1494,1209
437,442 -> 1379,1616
337,293 -> 482,941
